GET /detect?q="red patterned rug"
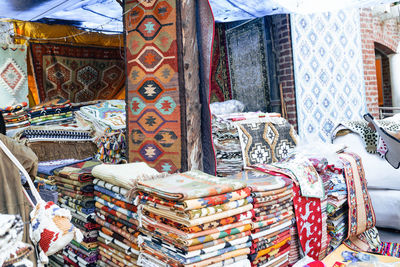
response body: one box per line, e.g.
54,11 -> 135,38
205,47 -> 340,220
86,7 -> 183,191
30,43 -> 125,102
125,0 -> 186,173
210,23 -> 232,103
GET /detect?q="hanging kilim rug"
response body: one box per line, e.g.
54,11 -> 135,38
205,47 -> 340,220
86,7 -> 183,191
125,0 -> 186,173
0,44 -> 28,109
30,43 -> 125,103
210,23 -> 232,103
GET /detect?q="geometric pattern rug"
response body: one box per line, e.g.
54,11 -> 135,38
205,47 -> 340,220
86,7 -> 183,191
125,0 -> 185,173
210,23 -> 232,103
291,9 -> 367,142
0,44 -> 28,109
30,42 -> 125,103
226,18 -> 270,112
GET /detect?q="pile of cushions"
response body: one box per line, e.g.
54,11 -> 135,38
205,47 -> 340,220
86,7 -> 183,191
230,170 -> 294,267
136,170 -> 253,267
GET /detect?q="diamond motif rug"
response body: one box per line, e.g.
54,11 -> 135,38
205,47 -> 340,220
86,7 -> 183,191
210,23 -> 232,103
125,0 -> 186,173
0,44 -> 28,108
226,18 -> 270,112
291,10 -> 366,142
236,118 -> 297,167
30,43 -> 125,102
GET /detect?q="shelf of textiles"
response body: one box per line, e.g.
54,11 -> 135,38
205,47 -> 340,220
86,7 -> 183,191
2,99 -> 127,164
211,112 -> 297,177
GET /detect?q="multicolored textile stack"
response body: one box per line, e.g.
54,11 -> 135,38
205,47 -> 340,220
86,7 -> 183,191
0,102 -> 30,136
91,163 -> 155,267
76,100 -> 126,135
76,100 -> 127,163
28,98 -> 74,126
0,214 -> 33,267
136,170 -> 253,267
310,158 -> 348,253
229,169 -> 294,267
212,114 -> 243,176
50,159 -> 101,267
252,154 -> 329,261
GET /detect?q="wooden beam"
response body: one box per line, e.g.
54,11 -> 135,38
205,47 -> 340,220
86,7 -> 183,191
179,0 -> 202,170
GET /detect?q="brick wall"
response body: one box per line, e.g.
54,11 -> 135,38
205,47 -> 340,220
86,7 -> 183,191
382,55 -> 392,107
271,14 -> 297,131
360,8 -> 400,117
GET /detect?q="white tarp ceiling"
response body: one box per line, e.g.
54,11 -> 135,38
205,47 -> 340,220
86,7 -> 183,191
0,0 -> 397,32
209,0 -> 399,22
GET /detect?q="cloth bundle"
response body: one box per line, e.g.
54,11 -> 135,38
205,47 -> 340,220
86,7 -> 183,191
0,102 -> 30,136
94,130 -> 126,163
136,170 -> 253,267
44,159 -> 101,267
28,98 -> 74,126
91,163 -> 155,267
75,100 -> 127,163
0,214 -> 33,267
229,170 -> 294,267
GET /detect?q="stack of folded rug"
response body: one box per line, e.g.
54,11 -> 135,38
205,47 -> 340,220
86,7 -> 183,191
229,169 -> 294,267
310,158 -> 348,253
91,163 -> 159,267
309,157 -> 348,255
0,214 -> 33,267
46,159 -> 101,267
136,170 -> 253,267
0,102 -> 30,136
28,98 -> 74,126
212,114 -> 243,176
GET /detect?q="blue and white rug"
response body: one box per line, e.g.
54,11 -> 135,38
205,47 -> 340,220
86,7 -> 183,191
291,9 -> 367,142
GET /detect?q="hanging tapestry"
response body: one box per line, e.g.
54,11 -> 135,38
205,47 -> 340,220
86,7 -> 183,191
226,18 -> 270,112
0,44 -> 28,109
30,42 -> 125,103
210,23 -> 232,103
291,10 -> 366,142
125,0 -> 186,173
236,117 -> 297,167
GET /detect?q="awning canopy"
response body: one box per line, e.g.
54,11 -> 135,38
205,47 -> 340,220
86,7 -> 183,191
0,0 -> 397,32
0,0 -> 122,32
209,0 -> 398,22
